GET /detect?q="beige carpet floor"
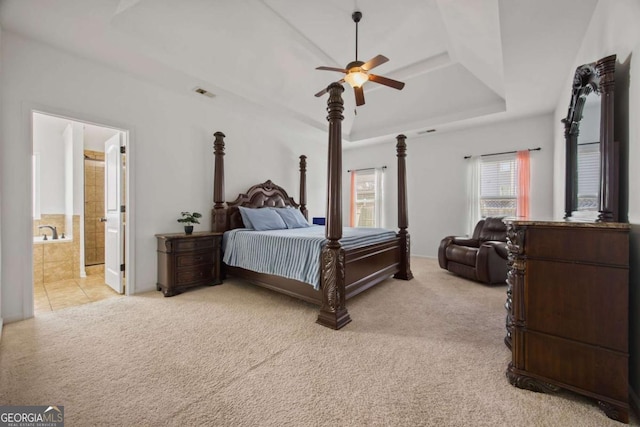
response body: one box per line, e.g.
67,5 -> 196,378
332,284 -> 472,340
0,258 -> 637,426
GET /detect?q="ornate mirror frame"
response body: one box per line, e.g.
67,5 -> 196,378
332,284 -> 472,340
562,54 -> 618,222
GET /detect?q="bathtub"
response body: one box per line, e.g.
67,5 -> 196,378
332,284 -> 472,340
33,236 -> 72,243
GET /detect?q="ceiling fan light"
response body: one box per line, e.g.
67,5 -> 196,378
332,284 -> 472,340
344,70 -> 368,88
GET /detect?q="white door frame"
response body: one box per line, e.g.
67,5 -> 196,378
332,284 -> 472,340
26,104 -> 135,318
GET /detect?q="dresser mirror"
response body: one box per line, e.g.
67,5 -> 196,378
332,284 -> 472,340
562,54 -> 618,222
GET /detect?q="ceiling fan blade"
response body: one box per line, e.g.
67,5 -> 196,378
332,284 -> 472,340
361,55 -> 389,71
314,87 -> 328,97
316,66 -> 349,73
354,86 -> 365,106
314,79 -> 345,97
368,74 -> 405,90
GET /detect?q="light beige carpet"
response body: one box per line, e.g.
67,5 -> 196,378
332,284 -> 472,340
0,258 -> 637,426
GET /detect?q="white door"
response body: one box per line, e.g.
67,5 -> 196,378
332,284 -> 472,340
104,133 -> 124,293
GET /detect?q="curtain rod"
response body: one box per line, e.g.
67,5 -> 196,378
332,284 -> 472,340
347,166 -> 387,172
464,147 -> 541,159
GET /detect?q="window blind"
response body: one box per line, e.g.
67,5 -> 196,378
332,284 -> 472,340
577,143 -> 600,210
479,154 -> 517,217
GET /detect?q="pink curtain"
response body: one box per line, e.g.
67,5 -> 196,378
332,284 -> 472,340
349,171 -> 356,227
516,150 -> 530,218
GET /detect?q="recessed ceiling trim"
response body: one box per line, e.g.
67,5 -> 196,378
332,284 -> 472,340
259,0 -> 340,67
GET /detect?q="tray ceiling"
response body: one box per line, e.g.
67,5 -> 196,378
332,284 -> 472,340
0,0 -> 598,144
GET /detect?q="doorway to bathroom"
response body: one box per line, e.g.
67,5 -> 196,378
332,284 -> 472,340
31,111 -> 128,313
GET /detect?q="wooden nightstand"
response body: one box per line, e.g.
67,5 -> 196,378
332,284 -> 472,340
155,231 -> 223,297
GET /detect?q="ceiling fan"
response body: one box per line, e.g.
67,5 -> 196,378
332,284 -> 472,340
314,11 -> 405,106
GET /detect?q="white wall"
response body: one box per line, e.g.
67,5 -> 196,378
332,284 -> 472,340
344,114 -> 555,258
0,32 -> 328,322
33,115 -> 66,214
0,24 -> 3,329
551,0 -> 640,403
72,123 -> 84,217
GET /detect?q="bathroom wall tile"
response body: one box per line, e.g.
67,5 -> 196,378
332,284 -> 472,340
85,248 -> 97,264
95,175 -> 105,191
96,233 -> 105,249
43,242 -> 74,262
84,219 -> 96,234
33,244 -> 44,264
84,169 -> 95,186
86,231 -> 96,247
33,244 -> 44,287
85,150 -> 104,161
33,264 -> 44,287
43,260 -> 74,283
85,185 -> 96,202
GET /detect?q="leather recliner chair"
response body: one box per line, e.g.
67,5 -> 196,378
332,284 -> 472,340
438,217 -> 509,285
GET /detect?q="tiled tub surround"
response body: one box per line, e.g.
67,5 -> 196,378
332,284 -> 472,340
33,213 -> 67,240
33,214 -> 118,313
33,215 -> 81,285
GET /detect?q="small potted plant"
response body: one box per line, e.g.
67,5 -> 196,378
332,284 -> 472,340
177,211 -> 202,235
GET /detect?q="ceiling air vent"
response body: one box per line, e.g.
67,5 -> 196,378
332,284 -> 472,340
193,87 -> 215,98
417,129 -> 436,135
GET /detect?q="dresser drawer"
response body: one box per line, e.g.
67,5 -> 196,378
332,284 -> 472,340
174,237 -> 216,252
176,264 -> 214,285
176,250 -> 214,268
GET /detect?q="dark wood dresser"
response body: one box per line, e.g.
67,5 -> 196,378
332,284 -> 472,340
156,231 -> 223,297
504,220 -> 630,422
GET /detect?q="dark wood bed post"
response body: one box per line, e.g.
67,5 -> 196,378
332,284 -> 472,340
212,131 -> 227,232
299,155 -> 308,220
394,134 -> 414,280
316,82 -> 352,330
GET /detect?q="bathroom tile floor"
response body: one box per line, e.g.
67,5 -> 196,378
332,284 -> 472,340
34,272 -> 121,314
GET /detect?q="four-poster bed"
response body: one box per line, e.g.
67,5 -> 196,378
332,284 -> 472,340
211,83 -> 412,329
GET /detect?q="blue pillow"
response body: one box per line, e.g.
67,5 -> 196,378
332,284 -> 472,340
238,206 -> 255,229
274,208 -> 310,229
243,208 -> 287,231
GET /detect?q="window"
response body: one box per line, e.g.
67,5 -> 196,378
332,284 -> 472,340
350,168 -> 383,227
479,155 -> 517,217
576,143 -> 600,211
468,150 -> 530,235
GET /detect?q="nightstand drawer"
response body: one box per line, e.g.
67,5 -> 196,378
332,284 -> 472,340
175,238 -> 215,252
155,231 -> 223,297
176,264 -> 214,285
176,251 -> 214,268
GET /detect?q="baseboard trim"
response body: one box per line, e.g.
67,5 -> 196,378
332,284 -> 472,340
631,387 -> 640,419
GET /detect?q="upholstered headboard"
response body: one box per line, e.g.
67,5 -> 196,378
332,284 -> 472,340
225,180 -> 301,230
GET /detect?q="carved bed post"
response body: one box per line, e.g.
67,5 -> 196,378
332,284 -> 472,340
299,155 -> 308,220
316,82 -> 351,330
212,131 -> 228,232
394,134 -> 414,280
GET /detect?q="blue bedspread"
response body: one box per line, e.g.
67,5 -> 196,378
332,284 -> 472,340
222,226 -> 397,289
